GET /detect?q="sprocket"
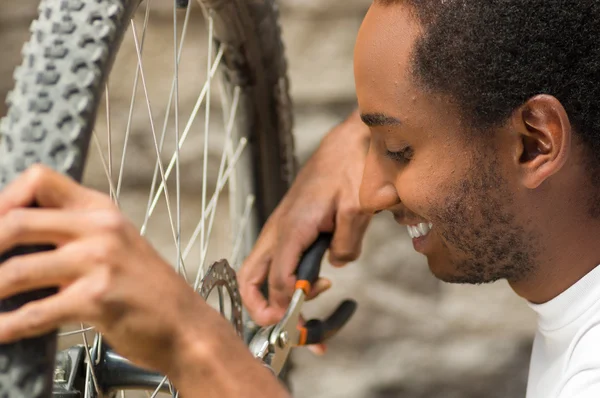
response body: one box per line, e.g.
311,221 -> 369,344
198,259 -> 243,337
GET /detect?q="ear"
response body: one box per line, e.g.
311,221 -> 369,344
512,94 -> 572,189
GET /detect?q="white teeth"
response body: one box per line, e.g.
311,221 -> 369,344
407,222 -> 432,239
410,226 -> 418,238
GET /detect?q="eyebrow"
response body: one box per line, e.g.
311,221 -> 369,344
360,113 -> 402,127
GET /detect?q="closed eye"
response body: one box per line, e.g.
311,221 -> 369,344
386,147 -> 414,163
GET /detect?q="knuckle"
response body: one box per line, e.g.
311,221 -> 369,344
339,202 -> 364,219
269,275 -> 292,294
96,210 -> 129,233
90,236 -> 123,263
236,265 -> 250,283
87,270 -> 125,321
21,305 -> 44,332
25,164 -> 50,184
86,189 -> 117,209
4,209 -> 28,236
269,277 -> 284,293
331,250 -> 359,263
4,259 -> 29,286
331,246 -> 361,263
263,208 -> 288,233
87,269 -> 112,304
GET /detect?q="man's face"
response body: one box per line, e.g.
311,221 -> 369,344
354,3 -> 537,284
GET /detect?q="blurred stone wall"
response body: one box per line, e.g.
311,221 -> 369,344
0,1 -> 536,397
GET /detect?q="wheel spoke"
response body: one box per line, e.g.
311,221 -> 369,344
105,82 -> 114,202
57,326 -> 95,338
116,0 -> 153,198
218,79 -> 239,254
130,20 -> 183,257
218,285 -> 225,316
83,360 -> 92,398
184,136 -> 247,273
140,45 -> 225,235
140,0 -> 196,240
92,131 -> 119,204
149,375 -> 170,398
80,322 -> 101,397
191,89 -> 243,287
231,195 -> 256,268
169,379 -> 178,398
173,0 -> 182,275
199,12 -> 215,279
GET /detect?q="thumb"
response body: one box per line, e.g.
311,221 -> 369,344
306,277 -> 332,301
329,209 -> 371,267
268,227 -> 320,313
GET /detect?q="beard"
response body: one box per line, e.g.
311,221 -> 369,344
429,154 -> 538,285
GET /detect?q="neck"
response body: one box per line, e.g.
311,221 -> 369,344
509,212 -> 600,305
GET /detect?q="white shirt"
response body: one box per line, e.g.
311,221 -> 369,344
527,265 -> 600,398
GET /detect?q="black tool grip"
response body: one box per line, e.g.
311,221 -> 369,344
295,233 -> 332,287
303,299 -> 357,345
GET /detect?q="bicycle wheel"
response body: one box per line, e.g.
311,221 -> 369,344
0,0 -> 296,397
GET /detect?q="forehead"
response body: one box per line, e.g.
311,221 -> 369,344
354,4 -> 421,114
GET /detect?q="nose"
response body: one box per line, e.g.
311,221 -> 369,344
359,142 -> 401,214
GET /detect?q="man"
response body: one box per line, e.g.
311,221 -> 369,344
0,0 -> 599,397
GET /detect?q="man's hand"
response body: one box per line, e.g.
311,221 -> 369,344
0,165 -> 222,373
238,110 -> 372,329
0,165 -> 288,398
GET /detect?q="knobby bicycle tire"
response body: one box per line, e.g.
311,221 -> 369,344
0,0 -> 297,397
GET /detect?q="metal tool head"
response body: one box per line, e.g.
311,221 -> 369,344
266,289 -> 306,374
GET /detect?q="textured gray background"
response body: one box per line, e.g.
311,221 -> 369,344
0,1 -> 536,397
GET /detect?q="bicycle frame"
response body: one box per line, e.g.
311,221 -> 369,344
53,338 -> 172,398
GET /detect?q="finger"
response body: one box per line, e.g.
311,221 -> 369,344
306,277 -> 332,301
307,344 -> 328,356
238,232 -> 285,326
0,290 -> 81,343
238,258 -> 285,326
0,246 -> 84,300
0,165 -> 111,214
268,226 -> 320,313
328,208 -> 371,267
0,209 -> 91,254
242,284 -> 284,326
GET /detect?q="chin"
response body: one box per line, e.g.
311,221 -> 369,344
427,265 -> 459,283
426,256 -> 485,285
426,256 -> 455,282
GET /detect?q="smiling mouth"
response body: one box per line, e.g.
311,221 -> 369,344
407,222 -> 433,239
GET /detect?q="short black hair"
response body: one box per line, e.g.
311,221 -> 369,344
377,0 -> 600,197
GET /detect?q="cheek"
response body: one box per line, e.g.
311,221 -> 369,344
394,167 -> 438,216
394,154 -> 470,218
